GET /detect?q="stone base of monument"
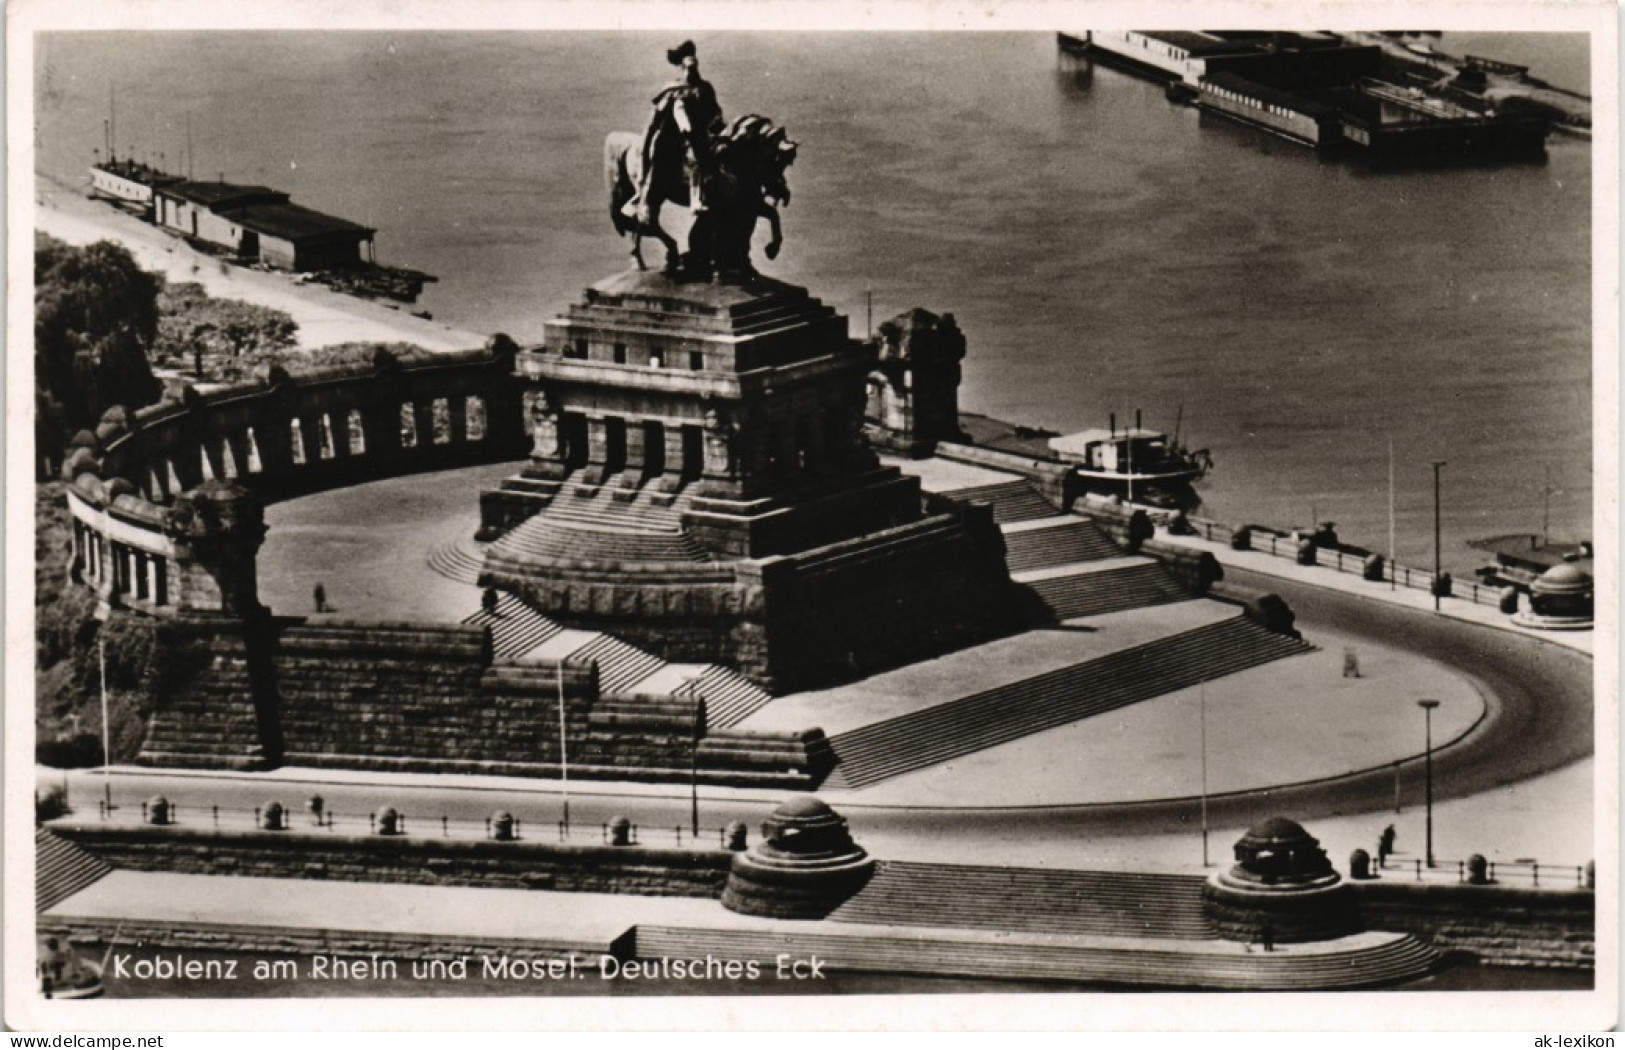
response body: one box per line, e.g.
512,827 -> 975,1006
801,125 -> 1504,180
1201,816 -> 1363,944
1201,870 -> 1362,944
720,798 -> 875,920
1510,610 -> 1593,632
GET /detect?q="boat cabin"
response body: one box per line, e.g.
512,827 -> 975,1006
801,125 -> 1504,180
1048,427 -> 1169,474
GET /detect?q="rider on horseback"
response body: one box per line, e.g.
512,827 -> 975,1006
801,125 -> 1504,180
632,40 -> 724,225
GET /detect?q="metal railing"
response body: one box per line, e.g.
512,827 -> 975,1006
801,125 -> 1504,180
1376,852 -> 1591,888
89,799 -> 741,850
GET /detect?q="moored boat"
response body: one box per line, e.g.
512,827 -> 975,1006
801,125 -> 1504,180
1047,420 -> 1212,507
38,935 -> 105,999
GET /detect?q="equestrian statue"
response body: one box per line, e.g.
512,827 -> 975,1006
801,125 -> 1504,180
605,40 -> 798,282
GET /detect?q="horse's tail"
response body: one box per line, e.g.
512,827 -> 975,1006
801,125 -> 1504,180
604,132 -> 641,238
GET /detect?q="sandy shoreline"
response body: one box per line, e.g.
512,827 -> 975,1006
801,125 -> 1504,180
32,172 -> 486,355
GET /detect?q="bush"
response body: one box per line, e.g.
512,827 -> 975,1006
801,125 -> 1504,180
35,784 -> 72,822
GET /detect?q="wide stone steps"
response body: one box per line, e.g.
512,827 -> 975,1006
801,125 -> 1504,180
489,514 -> 712,564
547,486 -> 686,533
1022,561 -> 1193,621
36,828 -> 112,913
941,479 -> 1057,524
570,633 -> 669,696
822,616 -> 1315,790
426,537 -> 488,585
829,861 -> 1215,939
462,594 -> 566,659
1002,519 -> 1124,573
673,665 -> 775,729
139,643 -> 264,761
630,925 -> 1437,991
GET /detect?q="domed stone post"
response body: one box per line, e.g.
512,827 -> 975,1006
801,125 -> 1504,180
1202,817 -> 1360,943
721,797 -> 874,920
162,481 -> 268,618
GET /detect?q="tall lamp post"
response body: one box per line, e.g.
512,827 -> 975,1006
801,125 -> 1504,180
1417,699 -> 1441,868
1432,460 -> 1446,611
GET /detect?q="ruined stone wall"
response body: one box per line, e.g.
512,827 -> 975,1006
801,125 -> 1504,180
1352,882 -> 1594,969
52,824 -> 731,899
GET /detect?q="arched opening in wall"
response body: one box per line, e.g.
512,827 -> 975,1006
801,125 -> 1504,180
245,428 -> 264,473
218,438 -> 238,480
562,413 -> 589,469
642,420 -> 665,477
400,403 -> 419,448
603,417 -> 627,475
465,396 -> 487,441
148,466 -> 167,501
318,415 -> 337,460
432,398 -> 452,445
681,425 -> 703,480
199,444 -> 217,481
347,410 -> 366,455
289,418 -> 307,465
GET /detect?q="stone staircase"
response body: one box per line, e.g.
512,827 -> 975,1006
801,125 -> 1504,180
674,666 -> 774,728
491,515 -> 713,564
830,861 -> 1216,939
1017,559 -> 1194,621
821,615 -> 1316,790
457,597 -> 771,728
940,479 -> 1058,524
629,924 -> 1438,991
1001,517 -> 1124,574
462,593 -> 566,658
545,482 -> 688,532
36,828 -> 112,913
426,537 -> 489,585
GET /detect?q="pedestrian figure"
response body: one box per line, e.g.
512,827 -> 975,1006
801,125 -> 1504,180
1380,824 -> 1397,857
1342,647 -> 1361,678
1261,921 -> 1275,953
313,582 -> 327,613
309,795 -> 325,826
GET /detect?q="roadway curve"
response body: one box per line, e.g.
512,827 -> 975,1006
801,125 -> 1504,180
833,566 -> 1596,838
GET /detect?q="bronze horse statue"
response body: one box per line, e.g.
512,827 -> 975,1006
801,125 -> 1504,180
605,114 -> 798,279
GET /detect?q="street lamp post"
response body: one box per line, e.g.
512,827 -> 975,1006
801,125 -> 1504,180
691,697 -> 706,838
1432,461 -> 1446,611
1417,699 -> 1441,867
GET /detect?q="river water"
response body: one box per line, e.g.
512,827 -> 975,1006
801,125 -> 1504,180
33,31 -> 1594,572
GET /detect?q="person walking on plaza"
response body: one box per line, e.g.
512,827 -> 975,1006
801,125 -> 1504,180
313,582 -> 327,613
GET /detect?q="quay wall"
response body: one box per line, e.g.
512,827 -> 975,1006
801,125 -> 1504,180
1352,881 -> 1594,970
51,823 -> 732,899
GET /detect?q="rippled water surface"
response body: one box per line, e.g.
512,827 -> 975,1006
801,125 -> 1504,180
34,31 -> 1594,570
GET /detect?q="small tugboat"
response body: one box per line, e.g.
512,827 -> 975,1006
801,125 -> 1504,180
1046,411 -> 1212,507
38,935 -> 105,999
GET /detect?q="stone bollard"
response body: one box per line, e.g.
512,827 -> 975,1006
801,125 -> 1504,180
1432,573 -> 1453,599
1349,848 -> 1373,880
1585,860 -> 1595,890
725,821 -> 749,851
1168,511 -> 1194,537
609,816 -> 632,847
1499,587 -> 1520,615
147,797 -> 173,826
1467,854 -> 1489,885
491,811 -> 516,842
376,807 -> 403,836
261,801 -> 287,831
1363,554 -> 1385,582
1126,510 -> 1153,553
1230,526 -> 1252,551
1295,538 -> 1317,566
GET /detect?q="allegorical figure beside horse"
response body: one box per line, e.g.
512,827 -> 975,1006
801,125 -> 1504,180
605,40 -> 798,282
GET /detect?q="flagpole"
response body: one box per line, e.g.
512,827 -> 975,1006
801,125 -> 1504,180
99,636 -> 112,811
1200,678 -> 1209,867
556,662 -> 570,832
1388,437 -> 1397,591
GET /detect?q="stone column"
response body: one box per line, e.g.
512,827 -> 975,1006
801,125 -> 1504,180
324,412 -> 349,459
225,432 -> 253,478
359,402 -> 403,463
252,421 -> 294,475
134,551 -> 151,601
586,417 -> 612,472
413,401 -> 436,449
448,397 -> 468,445
623,419 -> 647,475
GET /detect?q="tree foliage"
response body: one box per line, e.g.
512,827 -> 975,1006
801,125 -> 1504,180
153,281 -> 299,382
35,234 -> 162,451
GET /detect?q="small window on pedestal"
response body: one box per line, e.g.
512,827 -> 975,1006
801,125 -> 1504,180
690,351 -> 704,371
